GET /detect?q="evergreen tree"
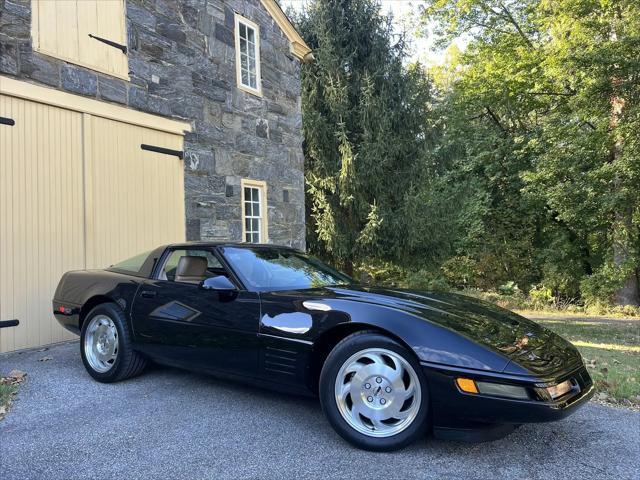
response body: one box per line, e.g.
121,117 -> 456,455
295,0 -> 434,274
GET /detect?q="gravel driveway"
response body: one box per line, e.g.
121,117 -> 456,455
1,341 -> 638,480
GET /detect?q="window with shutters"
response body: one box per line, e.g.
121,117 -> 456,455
234,13 -> 262,96
241,179 -> 268,243
31,0 -> 129,79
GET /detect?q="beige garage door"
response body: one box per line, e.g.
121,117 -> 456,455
86,116 -> 185,269
0,81 -> 189,353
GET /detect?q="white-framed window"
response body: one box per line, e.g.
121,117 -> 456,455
234,13 -> 262,96
241,179 -> 268,243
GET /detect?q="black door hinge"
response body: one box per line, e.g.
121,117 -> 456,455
141,144 -> 184,160
0,116 -> 15,126
0,319 -> 19,328
89,34 -> 127,54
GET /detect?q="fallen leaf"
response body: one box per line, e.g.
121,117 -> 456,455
7,370 -> 26,381
600,367 -> 609,375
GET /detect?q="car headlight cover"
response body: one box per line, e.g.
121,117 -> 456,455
456,378 -> 530,400
475,381 -> 530,400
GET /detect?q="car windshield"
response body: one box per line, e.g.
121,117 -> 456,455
221,247 -> 353,291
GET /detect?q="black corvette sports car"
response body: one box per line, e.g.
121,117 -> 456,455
53,242 -> 594,451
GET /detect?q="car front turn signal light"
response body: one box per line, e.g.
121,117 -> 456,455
456,377 -> 479,394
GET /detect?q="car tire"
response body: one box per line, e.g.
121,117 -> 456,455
319,330 -> 429,451
80,302 -> 147,383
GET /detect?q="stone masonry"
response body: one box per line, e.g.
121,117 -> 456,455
0,0 -> 306,248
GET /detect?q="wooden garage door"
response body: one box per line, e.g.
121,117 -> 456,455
0,95 -> 85,352
0,95 -> 186,353
86,116 -> 185,269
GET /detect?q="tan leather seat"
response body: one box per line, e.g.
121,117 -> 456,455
174,256 -> 208,284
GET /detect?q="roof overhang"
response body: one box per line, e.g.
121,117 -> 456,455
259,0 -> 313,62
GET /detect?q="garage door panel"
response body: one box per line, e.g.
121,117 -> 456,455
88,116 -> 185,270
0,96 -> 85,352
0,96 -> 16,352
0,93 -> 186,353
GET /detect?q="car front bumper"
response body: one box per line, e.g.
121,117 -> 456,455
422,362 -> 594,429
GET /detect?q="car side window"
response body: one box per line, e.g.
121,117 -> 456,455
159,249 -> 224,283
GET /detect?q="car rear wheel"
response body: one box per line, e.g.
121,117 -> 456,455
80,303 -> 146,383
319,331 -> 429,451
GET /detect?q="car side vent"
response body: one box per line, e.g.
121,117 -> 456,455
263,346 -> 299,376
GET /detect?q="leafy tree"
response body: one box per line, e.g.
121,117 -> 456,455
421,0 -> 640,305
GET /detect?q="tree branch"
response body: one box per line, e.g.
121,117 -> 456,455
524,91 -> 576,97
485,106 -> 508,134
467,112 -> 487,121
469,20 -> 514,37
498,2 -> 534,48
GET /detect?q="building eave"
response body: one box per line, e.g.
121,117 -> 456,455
259,0 -> 313,62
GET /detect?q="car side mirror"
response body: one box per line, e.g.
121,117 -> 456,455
200,276 -> 237,292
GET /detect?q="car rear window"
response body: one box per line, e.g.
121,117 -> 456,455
110,250 -> 152,274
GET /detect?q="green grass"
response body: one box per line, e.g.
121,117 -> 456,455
465,290 -> 640,318
0,382 -> 19,417
536,319 -> 640,406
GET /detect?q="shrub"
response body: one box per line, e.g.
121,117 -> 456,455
440,256 -> 478,288
580,262 -> 636,305
498,281 -> 520,296
356,260 -> 407,287
529,284 -> 555,308
405,269 -> 450,291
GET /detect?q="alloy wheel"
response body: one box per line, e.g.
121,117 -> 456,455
334,347 -> 422,437
84,315 -> 119,373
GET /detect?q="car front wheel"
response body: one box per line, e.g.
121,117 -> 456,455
80,302 -> 146,383
319,331 -> 429,451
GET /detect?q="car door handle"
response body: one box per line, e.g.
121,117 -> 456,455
140,290 -> 157,298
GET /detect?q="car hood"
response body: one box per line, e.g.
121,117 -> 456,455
308,285 -> 583,377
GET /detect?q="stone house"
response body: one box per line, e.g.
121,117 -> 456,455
0,0 -> 311,353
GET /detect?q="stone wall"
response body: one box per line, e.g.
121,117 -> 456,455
0,0 -> 306,248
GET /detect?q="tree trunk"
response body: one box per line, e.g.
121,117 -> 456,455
343,259 -> 354,277
608,9 -> 639,306
612,205 -> 640,305
610,95 -> 639,305
615,267 -> 640,306
609,73 -> 639,304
